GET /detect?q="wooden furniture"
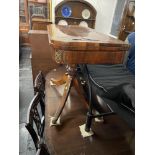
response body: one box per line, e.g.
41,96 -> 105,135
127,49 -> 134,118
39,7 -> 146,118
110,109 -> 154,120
19,25 -> 30,46
118,0 -> 135,40
29,30 -> 59,83
28,0 -> 52,30
20,0 -> 29,24
47,24 -> 130,132
28,0 -> 47,3
55,0 -> 96,28
44,67 -> 135,155
34,71 -> 45,95
25,71 -> 50,155
32,18 -> 52,30
25,72 -> 45,148
25,92 -> 45,148
36,144 -> 50,155
28,0 -> 48,19
19,0 -> 30,46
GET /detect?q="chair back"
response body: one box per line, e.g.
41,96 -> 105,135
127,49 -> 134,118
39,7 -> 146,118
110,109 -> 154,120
34,71 -> 45,115
34,71 -> 45,95
25,71 -> 49,153
25,92 -> 45,150
36,144 -> 50,155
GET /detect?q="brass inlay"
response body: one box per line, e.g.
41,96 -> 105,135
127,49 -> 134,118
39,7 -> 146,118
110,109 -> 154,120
55,50 -> 63,63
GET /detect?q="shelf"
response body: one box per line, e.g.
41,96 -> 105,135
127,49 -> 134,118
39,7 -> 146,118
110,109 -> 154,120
55,16 -> 95,21
32,18 -> 52,23
19,0 -> 29,25
28,0 -> 47,5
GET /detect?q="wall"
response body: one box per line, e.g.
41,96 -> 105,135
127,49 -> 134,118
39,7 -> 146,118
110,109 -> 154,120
93,0 -> 117,35
51,0 -> 117,35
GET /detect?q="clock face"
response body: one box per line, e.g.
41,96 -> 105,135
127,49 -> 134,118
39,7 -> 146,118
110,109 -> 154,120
79,21 -> 88,27
58,20 -> 68,26
61,5 -> 72,18
82,9 -> 90,19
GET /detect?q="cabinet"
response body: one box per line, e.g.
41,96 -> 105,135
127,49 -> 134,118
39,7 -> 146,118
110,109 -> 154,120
19,0 -> 30,46
19,0 -> 29,25
55,0 -> 96,29
29,30 -> 58,82
28,0 -> 52,30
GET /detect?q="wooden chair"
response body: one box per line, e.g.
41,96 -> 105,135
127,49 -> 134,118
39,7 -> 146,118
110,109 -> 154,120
25,91 -> 50,154
34,71 -> 45,95
34,71 -> 45,93
25,72 -> 50,154
34,71 -> 45,115
36,144 -> 50,155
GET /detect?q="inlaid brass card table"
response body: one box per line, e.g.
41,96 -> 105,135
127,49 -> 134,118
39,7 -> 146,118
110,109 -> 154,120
47,24 -> 129,133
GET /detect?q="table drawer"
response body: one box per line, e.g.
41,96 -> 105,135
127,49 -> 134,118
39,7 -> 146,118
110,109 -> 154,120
52,50 -> 125,64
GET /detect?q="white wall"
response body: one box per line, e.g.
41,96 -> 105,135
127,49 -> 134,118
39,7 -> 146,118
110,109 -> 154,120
52,0 -> 117,35
94,0 -> 117,35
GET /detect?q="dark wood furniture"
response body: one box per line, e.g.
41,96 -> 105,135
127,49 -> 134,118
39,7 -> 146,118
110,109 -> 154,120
34,71 -> 45,95
36,144 -> 50,155
28,0 -> 52,30
118,0 -> 135,40
55,0 -> 96,28
29,30 -> 58,83
28,0 -> 49,20
31,18 -> 52,30
25,91 -> 45,149
44,67 -> 135,155
20,0 -> 29,24
25,71 -> 50,155
47,24 -> 130,131
19,0 -> 30,46
19,25 -> 30,46
28,0 -> 47,4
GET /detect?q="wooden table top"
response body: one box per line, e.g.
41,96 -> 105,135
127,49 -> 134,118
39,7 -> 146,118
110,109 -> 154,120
47,24 -> 130,51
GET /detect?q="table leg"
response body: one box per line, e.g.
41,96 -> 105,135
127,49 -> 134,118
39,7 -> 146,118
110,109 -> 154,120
52,75 -> 73,124
52,65 -> 76,124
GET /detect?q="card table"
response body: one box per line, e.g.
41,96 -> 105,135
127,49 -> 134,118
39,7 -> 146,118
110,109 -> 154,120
47,24 -> 129,132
